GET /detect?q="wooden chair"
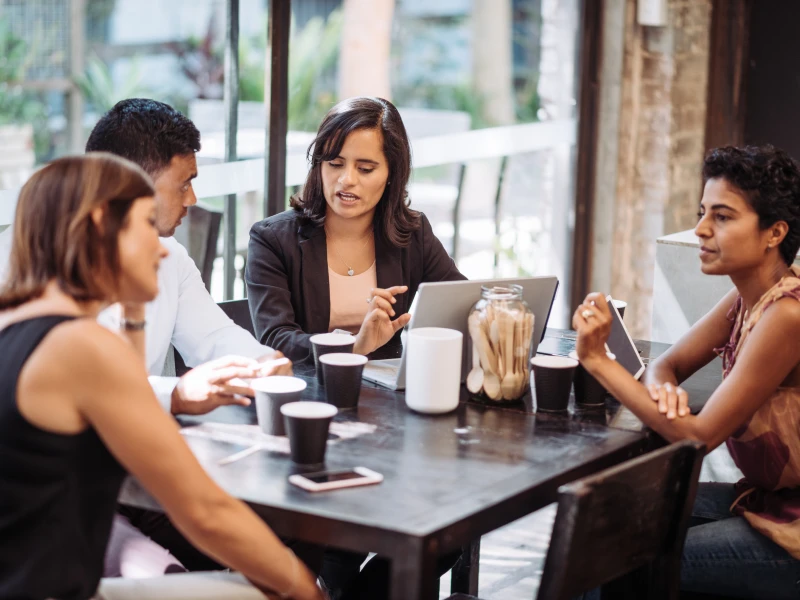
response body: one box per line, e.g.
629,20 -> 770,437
446,439 -> 705,600
172,203 -> 223,292
173,299 -> 256,377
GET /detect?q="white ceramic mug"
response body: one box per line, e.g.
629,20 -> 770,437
405,327 -> 463,414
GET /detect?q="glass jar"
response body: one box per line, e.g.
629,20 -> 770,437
467,285 -> 535,404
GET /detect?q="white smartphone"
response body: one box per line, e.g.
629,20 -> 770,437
288,467 -> 384,492
605,295 -> 646,380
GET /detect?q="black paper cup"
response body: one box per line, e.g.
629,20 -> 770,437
568,351 -> 614,407
611,299 -> 627,320
320,353 -> 368,409
281,401 -> 338,466
252,376 -> 307,436
310,333 -> 356,385
530,355 -> 578,413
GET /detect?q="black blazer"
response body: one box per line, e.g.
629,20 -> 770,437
246,209 -> 466,366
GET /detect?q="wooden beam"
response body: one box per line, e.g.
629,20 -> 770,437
704,0 -> 752,151
570,0 -> 605,313
264,0 -> 291,218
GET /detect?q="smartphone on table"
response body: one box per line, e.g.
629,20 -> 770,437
288,467 -> 383,492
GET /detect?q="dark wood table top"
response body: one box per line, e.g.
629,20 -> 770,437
122,359 -> 651,559
121,327 -> 725,599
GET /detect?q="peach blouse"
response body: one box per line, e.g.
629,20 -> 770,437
328,262 -> 377,334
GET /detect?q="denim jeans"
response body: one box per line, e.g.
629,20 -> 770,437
680,482 -> 800,599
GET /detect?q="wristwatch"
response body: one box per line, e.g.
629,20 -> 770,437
121,318 -> 147,331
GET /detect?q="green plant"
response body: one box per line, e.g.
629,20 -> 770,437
0,16 -> 38,124
166,9 -> 342,132
0,16 -> 49,157
394,81 -> 488,129
238,10 -> 343,131
75,53 -> 152,114
170,16 -> 224,99
514,78 -> 541,124
287,10 -> 342,131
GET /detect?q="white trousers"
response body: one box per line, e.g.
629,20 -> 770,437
93,571 -> 266,599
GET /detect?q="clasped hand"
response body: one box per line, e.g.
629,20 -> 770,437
171,351 -> 293,415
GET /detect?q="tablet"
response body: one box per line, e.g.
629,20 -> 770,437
605,295 -> 645,380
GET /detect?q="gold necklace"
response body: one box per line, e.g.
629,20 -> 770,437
325,228 -> 373,276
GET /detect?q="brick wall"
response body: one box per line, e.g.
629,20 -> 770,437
604,0 -> 712,338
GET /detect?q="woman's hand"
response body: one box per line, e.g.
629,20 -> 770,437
572,292 -> 613,369
353,286 -> 412,355
647,382 -> 690,420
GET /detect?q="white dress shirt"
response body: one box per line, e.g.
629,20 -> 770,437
0,230 -> 269,408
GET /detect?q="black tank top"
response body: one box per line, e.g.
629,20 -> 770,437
0,316 -> 126,600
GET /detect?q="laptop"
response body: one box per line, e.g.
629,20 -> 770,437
362,276 -> 559,390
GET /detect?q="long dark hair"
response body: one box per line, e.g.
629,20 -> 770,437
290,97 -> 420,247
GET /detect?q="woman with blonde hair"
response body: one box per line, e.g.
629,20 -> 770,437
0,154 -> 324,600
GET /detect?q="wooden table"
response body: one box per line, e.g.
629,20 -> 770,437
121,329 -> 721,600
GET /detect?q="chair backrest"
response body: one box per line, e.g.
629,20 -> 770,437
172,299 -> 256,377
536,440 -> 705,600
217,298 -> 256,337
173,204 -> 223,292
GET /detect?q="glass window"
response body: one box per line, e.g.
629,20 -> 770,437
3,0 -> 582,325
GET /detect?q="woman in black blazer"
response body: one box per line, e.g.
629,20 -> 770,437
246,96 -> 465,367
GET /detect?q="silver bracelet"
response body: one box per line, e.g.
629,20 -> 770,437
278,548 -> 299,599
121,318 -> 146,331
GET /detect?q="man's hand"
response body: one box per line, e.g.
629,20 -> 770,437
256,350 -> 293,377
171,355 -> 261,416
646,382 -> 690,420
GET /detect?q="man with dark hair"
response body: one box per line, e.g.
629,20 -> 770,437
86,98 -> 202,237
77,98 -> 291,392
0,98 -> 295,575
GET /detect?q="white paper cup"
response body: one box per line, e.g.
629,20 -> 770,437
405,327 -> 463,414
252,376 -> 307,436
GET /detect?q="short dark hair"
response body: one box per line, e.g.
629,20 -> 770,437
290,96 -> 420,247
85,98 -> 201,177
703,144 -> 800,265
0,153 -> 154,309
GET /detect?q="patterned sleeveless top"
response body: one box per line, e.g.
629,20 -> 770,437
717,266 -> 800,559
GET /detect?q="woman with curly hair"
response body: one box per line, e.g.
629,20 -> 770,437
573,145 -> 800,598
